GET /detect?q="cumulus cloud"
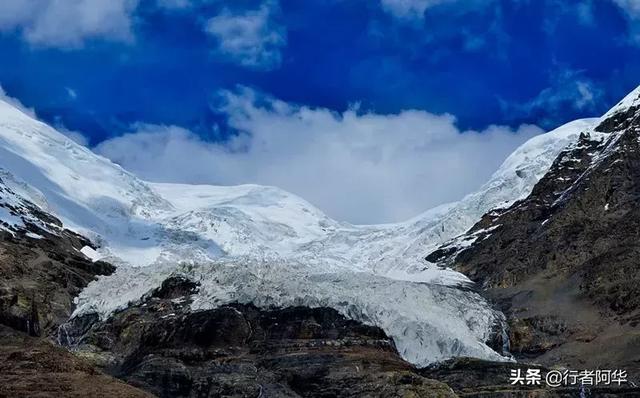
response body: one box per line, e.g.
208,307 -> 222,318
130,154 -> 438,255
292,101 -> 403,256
95,88 -> 542,224
0,0 -> 139,48
205,1 -> 286,70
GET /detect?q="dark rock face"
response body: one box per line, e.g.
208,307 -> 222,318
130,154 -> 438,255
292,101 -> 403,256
0,216 -> 114,338
69,277 -> 640,397
422,358 -> 640,398
0,176 -> 115,338
427,101 -> 640,381
70,277 -> 456,398
0,187 -> 151,397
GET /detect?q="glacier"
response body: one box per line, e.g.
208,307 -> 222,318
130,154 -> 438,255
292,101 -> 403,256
0,96 -> 597,366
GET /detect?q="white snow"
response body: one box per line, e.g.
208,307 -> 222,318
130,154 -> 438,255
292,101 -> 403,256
0,170 -> 62,235
0,96 -> 597,367
0,205 -> 23,232
601,85 -> 640,121
80,246 -> 101,261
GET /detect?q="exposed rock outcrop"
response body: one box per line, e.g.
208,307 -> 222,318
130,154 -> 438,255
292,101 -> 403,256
68,277 -> 457,398
0,190 -> 152,397
427,91 -> 640,382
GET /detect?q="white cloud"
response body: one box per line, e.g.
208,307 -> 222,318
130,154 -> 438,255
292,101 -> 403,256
0,85 -> 89,145
612,0 -> 640,44
576,1 -> 595,25
380,0 -> 451,19
66,87 -> 78,100
0,0 -> 139,48
156,0 -> 192,10
0,86 -> 36,118
500,69 -> 603,128
58,127 -> 89,146
95,88 -> 542,224
614,0 -> 640,19
379,0 -> 493,20
205,1 -> 286,70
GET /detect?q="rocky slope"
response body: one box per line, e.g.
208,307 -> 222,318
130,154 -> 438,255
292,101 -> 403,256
427,87 -> 640,382
0,174 -> 115,337
0,180 -> 152,397
63,277 -> 458,398
0,326 -> 152,398
0,187 -> 461,397
65,276 -> 640,398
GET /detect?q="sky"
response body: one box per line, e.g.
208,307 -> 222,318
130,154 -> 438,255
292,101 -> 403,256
0,0 -> 639,223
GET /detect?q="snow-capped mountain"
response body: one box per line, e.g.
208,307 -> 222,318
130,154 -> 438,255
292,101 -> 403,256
0,93 -> 599,366
423,86 -> 640,378
0,169 -> 63,239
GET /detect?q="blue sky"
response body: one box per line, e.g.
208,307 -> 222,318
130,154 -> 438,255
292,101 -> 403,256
0,0 -> 639,223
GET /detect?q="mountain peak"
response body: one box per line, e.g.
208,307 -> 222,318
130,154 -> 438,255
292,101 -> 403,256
596,85 -> 640,133
425,84 -> 640,379
607,85 -> 640,115
0,85 -> 608,369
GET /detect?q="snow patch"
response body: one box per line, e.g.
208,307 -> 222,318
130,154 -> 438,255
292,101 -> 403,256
80,246 -> 101,262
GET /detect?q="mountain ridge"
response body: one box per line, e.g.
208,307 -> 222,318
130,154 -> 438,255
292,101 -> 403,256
0,89 -> 622,368
1,85 -> 640,396
426,85 -> 640,379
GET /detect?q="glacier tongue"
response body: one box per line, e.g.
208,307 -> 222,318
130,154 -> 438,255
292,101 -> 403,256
75,258 -> 507,365
0,96 -> 596,366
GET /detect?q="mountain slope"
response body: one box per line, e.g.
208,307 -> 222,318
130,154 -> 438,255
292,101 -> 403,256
426,85 -> 640,378
309,118 -> 597,283
0,94 -> 593,367
0,174 -> 152,397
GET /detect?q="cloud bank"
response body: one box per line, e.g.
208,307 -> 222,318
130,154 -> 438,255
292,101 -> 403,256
95,88 -> 542,224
